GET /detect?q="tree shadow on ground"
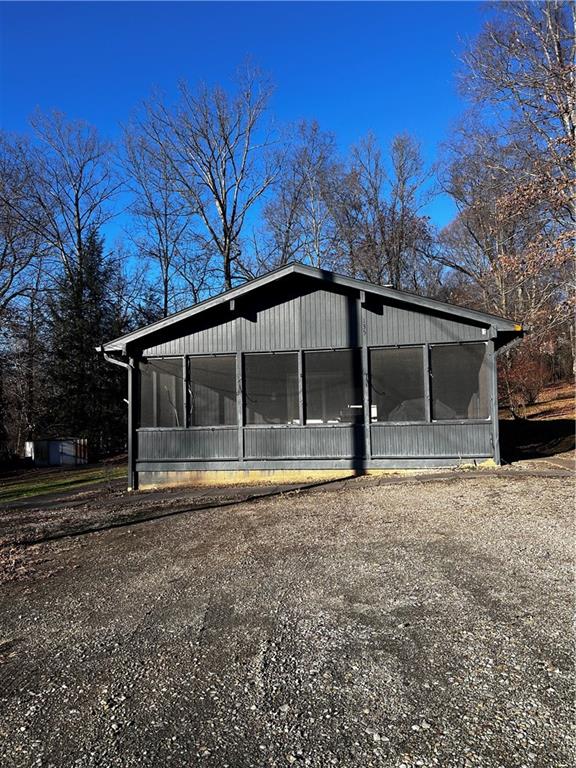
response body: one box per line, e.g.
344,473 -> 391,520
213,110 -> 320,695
499,418 -> 575,463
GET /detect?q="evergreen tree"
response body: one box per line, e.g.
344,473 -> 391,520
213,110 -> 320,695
45,229 -> 127,458
0,294 -> 50,459
131,285 -> 165,327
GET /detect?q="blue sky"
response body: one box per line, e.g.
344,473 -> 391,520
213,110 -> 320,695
0,1 -> 485,238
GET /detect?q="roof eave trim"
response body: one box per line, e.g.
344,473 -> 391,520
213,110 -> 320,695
292,264 -> 522,331
101,263 -> 298,350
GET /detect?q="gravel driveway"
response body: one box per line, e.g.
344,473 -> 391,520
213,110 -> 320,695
0,475 -> 573,767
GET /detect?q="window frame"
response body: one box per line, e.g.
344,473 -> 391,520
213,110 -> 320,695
187,352 -> 239,429
136,341 -> 492,431
302,346 -> 364,426
368,341 -> 492,426
368,344 -> 427,426
429,341 -> 491,423
137,355 -> 187,430
243,350 -> 301,427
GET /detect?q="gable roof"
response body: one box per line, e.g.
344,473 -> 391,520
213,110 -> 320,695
100,262 -> 523,353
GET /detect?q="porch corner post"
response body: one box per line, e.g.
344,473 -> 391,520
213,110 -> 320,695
127,356 -> 137,490
488,336 -> 501,465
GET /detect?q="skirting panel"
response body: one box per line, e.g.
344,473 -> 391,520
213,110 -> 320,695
136,428 -> 237,461
370,422 -> 493,458
136,423 -> 493,462
243,425 -> 364,459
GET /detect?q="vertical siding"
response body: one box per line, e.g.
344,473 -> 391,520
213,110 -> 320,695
244,426 -> 363,458
142,317 -> 238,356
140,288 -> 487,356
370,423 -> 492,458
137,426 -> 366,461
136,423 -> 492,462
301,289 -> 354,349
366,302 -> 486,346
137,428 -> 237,460
240,296 -> 300,351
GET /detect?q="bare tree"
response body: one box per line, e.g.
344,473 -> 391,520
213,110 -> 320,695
445,1 -> 576,385
293,122 -> 340,269
256,121 -> 341,272
387,134 -> 435,289
0,135 -> 45,321
123,127 -> 209,316
5,111 -> 121,284
141,68 -> 277,290
439,126 -> 572,327
331,132 -> 433,289
1,263 -> 49,453
462,1 -> 575,224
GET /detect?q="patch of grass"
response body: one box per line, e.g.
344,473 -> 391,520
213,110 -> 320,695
0,466 -> 126,504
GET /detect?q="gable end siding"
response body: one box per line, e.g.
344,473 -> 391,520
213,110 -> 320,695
138,286 -> 487,357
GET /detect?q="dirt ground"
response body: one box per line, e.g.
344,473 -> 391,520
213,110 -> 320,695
0,474 -> 574,768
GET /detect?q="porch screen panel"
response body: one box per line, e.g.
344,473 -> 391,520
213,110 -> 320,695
430,343 -> 489,420
189,356 -> 237,426
304,349 -> 363,424
370,347 -> 425,422
139,358 -> 184,427
244,353 -> 299,425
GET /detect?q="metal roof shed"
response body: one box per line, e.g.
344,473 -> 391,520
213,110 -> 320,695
100,263 -> 523,490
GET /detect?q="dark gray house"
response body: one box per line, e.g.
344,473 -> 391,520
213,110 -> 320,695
100,263 -> 523,490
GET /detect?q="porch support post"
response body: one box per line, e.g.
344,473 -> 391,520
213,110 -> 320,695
236,352 -> 244,461
297,292 -> 304,426
360,296 -> 371,460
423,343 -> 432,423
298,350 -> 304,426
488,336 -> 501,464
127,356 -> 137,491
183,357 -> 189,428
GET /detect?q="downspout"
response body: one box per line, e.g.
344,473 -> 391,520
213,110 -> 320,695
99,348 -> 133,371
97,346 -> 136,490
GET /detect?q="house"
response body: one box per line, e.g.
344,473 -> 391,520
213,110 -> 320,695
99,263 -> 523,490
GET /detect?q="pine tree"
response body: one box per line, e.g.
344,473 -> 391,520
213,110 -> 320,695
45,229 -> 127,458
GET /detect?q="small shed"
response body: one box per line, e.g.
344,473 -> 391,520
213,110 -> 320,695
100,263 -> 523,490
25,438 -> 88,467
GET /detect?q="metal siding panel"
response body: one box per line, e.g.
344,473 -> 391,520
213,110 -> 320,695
392,305 -> 400,344
370,423 -> 492,458
136,429 -> 237,460
404,312 -> 420,342
241,312 -> 252,350
301,291 -> 314,347
142,317 -> 237,356
141,287 -> 486,357
366,302 -> 486,346
368,305 -> 378,345
301,289 -> 351,349
241,297 -> 299,352
244,426 -> 361,459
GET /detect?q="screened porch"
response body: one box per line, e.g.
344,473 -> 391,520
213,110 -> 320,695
135,342 -> 492,466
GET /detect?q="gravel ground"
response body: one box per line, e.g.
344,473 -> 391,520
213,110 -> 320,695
0,478 -> 315,547
0,475 -> 574,768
